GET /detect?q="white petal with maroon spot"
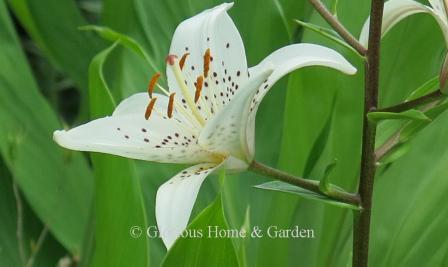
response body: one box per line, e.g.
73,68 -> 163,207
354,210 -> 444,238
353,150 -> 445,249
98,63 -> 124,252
198,67 -> 273,162
156,162 -> 220,248
53,114 -> 212,164
166,2 -> 248,121
113,92 -> 197,129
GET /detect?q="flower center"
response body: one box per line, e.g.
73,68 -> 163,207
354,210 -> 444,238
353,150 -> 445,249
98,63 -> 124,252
166,55 -> 206,126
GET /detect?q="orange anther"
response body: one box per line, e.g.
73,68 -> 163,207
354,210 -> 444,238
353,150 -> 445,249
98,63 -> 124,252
203,48 -> 211,78
168,93 -> 175,118
145,98 -> 157,120
179,53 -> 190,70
194,76 -> 204,103
147,72 -> 161,98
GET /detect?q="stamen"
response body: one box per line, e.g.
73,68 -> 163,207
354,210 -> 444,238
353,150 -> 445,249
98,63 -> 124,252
166,54 -> 205,126
145,97 -> 157,120
194,76 -> 204,103
168,93 -> 175,118
148,72 -> 161,98
179,53 -> 190,70
203,48 -> 211,78
166,54 -> 178,66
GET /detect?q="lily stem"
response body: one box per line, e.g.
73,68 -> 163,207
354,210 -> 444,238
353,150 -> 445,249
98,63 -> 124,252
309,0 -> 367,56
375,89 -> 444,113
353,0 -> 384,267
249,160 -> 360,206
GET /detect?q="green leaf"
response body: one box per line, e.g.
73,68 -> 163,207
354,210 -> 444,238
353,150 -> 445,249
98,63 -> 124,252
80,25 -> 160,74
280,1 -> 447,266
162,194 -> 239,267
398,101 -> 448,143
0,161 -> 68,267
88,43 -> 149,267
0,163 -> 22,267
330,0 -> 340,16
368,109 -> 431,122
303,95 -> 336,177
0,0 -> 93,253
255,181 -> 360,210
8,0 -> 103,115
319,160 -> 338,194
294,20 -> 361,57
405,76 -> 439,101
377,142 -> 411,166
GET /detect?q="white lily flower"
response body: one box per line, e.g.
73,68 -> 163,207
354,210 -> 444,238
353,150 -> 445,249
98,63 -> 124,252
360,0 -> 448,46
53,2 -> 356,248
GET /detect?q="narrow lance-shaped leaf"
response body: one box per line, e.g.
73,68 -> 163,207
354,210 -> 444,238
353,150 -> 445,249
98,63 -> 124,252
161,193 -> 239,267
294,20 -> 362,58
80,25 -> 160,74
0,0 -> 93,252
318,160 -> 337,194
368,109 -> 431,122
87,43 -> 149,267
405,76 -> 439,101
255,181 -> 360,210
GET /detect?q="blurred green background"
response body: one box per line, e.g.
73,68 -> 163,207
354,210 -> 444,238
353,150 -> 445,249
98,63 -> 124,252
0,0 -> 447,266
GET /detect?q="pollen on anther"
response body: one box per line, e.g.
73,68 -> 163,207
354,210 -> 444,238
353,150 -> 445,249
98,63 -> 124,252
179,53 -> 190,70
145,97 -> 157,120
167,93 -> 175,118
203,48 -> 211,78
195,76 -> 204,103
148,72 -> 160,98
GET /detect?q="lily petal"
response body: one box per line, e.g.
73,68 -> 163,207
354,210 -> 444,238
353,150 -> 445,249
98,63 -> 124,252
359,0 -> 439,47
429,0 -> 448,21
53,113 -> 212,164
112,92 -> 196,128
245,43 -> 357,157
156,162 -> 220,248
166,2 -> 248,118
198,66 -> 274,162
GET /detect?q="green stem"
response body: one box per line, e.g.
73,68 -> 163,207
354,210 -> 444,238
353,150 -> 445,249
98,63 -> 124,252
249,161 -> 360,206
375,90 -> 444,113
309,0 -> 367,56
352,0 -> 384,266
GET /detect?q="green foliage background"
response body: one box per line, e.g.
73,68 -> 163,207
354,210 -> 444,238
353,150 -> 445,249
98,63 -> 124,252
0,0 -> 447,266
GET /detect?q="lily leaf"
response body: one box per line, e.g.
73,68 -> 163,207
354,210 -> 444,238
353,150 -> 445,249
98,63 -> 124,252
405,76 -> 439,101
295,20 -> 362,57
368,109 -> 431,122
255,181 -> 360,210
319,160 -> 337,194
303,94 -> 336,178
162,193 -> 239,267
377,142 -> 412,166
330,0 -> 340,16
399,101 -> 448,143
88,43 -> 149,267
80,25 -> 160,73
0,0 -> 93,252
